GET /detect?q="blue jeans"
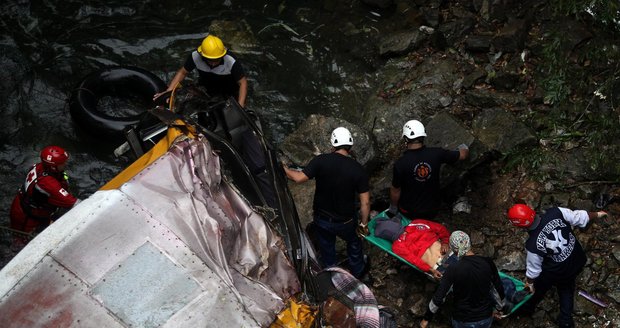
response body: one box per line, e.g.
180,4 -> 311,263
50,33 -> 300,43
313,212 -> 365,277
452,316 -> 493,328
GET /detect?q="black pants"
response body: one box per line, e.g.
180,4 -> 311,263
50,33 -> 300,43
521,271 -> 579,327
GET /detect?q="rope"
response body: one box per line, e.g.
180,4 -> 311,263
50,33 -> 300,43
169,82 -> 181,112
0,225 -> 36,237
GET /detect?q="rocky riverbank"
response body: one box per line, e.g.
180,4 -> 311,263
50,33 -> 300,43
279,0 -> 620,327
0,0 -> 617,326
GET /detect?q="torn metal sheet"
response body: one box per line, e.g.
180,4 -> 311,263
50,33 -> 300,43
0,136 -> 300,327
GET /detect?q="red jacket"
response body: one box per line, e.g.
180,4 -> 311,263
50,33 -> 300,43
10,163 -> 77,233
391,219 -> 450,272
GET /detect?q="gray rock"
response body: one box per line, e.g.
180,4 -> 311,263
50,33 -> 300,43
495,250 -> 525,271
464,89 -> 528,107
613,246 -> 620,264
362,57 -> 461,158
438,17 -> 476,46
379,30 -> 428,58
490,71 -> 520,90
462,69 -> 487,89
279,114 -> 376,168
471,108 -> 537,154
492,19 -> 530,52
408,294 -> 427,316
360,0 -> 394,9
465,35 -> 493,52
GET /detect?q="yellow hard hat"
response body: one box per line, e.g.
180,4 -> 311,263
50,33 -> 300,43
197,35 -> 227,59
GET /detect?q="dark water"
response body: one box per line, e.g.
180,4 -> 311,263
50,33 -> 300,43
0,1 -> 387,263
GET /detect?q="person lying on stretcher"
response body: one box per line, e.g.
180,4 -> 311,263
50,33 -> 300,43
391,219 -> 450,279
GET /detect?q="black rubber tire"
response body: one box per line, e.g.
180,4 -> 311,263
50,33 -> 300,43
69,66 -> 166,139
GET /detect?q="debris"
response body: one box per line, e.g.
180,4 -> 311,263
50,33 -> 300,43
578,290 -> 608,308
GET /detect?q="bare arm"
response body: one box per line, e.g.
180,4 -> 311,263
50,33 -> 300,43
237,76 -> 248,107
457,144 -> 469,161
389,186 -> 401,209
359,191 -> 370,225
282,164 -> 309,183
153,67 -> 188,100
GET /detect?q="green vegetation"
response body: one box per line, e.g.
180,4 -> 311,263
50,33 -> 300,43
502,1 -> 620,184
551,0 -> 620,29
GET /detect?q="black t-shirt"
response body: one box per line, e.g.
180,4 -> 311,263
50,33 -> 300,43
302,153 -> 369,218
184,51 -> 245,98
391,146 -> 459,217
432,255 -> 504,322
525,207 -> 587,278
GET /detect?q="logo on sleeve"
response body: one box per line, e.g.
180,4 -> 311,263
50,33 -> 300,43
59,188 -> 69,197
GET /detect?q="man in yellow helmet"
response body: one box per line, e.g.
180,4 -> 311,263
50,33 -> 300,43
153,35 -> 248,107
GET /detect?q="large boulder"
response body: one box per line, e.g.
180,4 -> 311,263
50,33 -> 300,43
0,44 -> 32,140
362,56 -> 463,160
471,107 -> 536,154
279,114 -> 375,167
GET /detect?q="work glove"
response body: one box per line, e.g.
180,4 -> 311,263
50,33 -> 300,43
457,143 -> 469,151
356,222 -> 369,238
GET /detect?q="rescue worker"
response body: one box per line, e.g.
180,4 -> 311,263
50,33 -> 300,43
421,231 -> 506,328
283,127 -> 371,280
10,146 -> 78,246
389,120 -> 469,220
507,204 -> 608,327
153,34 -> 248,107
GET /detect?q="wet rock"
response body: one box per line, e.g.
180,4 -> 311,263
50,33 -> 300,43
470,230 -> 485,246
471,107 -> 536,154
379,30 -> 428,58
420,7 -> 440,27
464,35 -> 493,52
480,242 -> 495,258
0,44 -> 31,139
360,0 -> 393,9
493,19 -> 531,52
452,196 -> 471,214
490,71 -> 520,91
0,44 -> 30,97
562,20 -> 594,50
464,88 -> 528,107
408,294 -> 427,316
209,20 -> 258,56
462,69 -> 487,89
438,17 -> 476,46
575,293 -> 600,316
386,276 -> 409,299
363,57 -> 461,157
495,250 -> 525,271
279,114 -> 376,168
613,246 -> 620,264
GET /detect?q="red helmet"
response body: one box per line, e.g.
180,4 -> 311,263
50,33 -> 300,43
507,204 -> 536,228
40,146 -> 69,172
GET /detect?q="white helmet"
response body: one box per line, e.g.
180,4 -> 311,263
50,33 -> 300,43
331,127 -> 353,147
402,120 -> 427,139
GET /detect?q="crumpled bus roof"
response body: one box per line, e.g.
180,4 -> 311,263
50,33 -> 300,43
0,130 -> 301,327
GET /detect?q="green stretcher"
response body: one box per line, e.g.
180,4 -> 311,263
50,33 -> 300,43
365,210 -> 532,316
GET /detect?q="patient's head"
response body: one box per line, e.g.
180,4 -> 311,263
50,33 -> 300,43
449,231 -> 471,258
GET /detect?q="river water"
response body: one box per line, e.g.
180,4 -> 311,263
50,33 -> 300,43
0,1 -> 390,264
